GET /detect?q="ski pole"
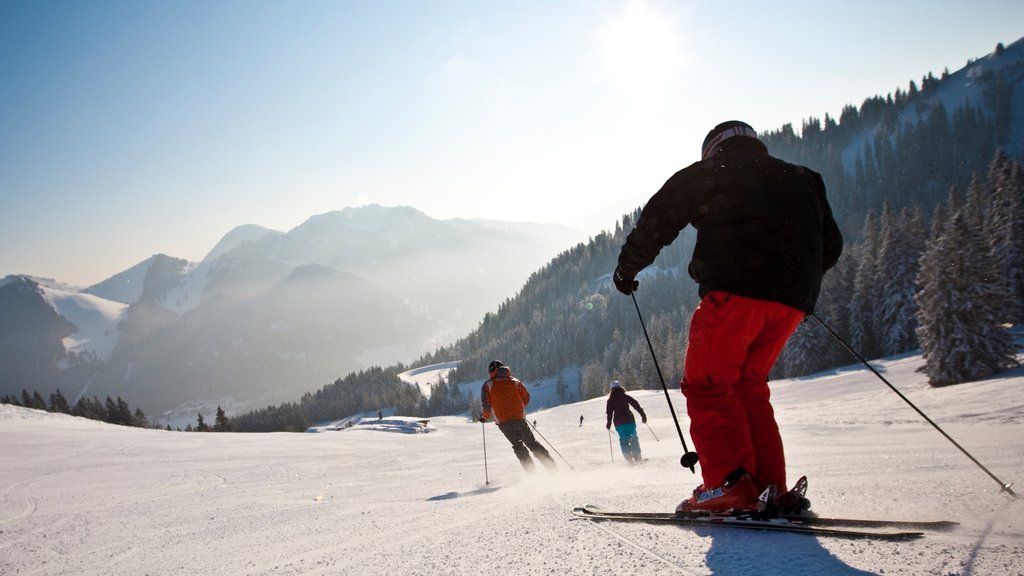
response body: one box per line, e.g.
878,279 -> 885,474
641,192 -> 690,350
480,418 -> 490,486
631,292 -> 699,473
645,422 -> 660,442
528,420 -> 575,470
811,312 -> 1017,498
608,428 -> 615,463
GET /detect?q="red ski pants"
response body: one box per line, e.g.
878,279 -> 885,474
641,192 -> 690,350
681,291 -> 804,492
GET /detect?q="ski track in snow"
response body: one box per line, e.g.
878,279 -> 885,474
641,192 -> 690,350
2,351 -> 1024,575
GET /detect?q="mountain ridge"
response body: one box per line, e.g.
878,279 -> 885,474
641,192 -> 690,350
0,206 -> 584,422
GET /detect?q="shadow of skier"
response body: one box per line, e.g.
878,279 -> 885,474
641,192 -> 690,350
701,528 -> 877,575
963,497 -> 1022,575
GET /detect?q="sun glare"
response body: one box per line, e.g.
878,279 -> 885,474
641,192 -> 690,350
595,0 -> 685,96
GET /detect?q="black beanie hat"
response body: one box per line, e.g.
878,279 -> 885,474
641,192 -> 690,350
488,360 -> 504,372
701,120 -> 759,160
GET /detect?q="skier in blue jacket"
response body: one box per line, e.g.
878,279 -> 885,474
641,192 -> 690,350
605,381 -> 647,464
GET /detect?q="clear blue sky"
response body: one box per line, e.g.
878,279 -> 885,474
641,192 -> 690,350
2,0 -> 1022,287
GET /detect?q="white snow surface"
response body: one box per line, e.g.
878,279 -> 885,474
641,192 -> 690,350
2,352 -> 1023,575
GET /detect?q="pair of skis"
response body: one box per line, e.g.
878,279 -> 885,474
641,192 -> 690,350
571,505 -> 958,540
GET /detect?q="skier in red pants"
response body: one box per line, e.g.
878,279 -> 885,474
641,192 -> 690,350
613,120 -> 843,514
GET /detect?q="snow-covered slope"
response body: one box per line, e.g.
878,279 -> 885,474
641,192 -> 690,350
37,283 -> 128,363
2,349 -> 1021,575
398,360 -> 461,398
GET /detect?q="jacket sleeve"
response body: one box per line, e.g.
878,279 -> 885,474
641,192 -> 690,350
628,395 -> 646,421
605,398 -> 613,427
618,168 -> 697,279
815,173 -> 844,271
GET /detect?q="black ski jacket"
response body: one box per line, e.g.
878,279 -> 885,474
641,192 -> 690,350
617,138 -> 843,313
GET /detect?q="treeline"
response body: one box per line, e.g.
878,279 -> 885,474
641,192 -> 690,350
188,406 -> 234,432
1,388 -> 153,428
234,366 -> 433,432
1,389 -> 244,433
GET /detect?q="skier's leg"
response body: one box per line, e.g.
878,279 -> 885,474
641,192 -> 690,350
516,420 -> 556,469
616,423 -> 639,463
616,424 -> 631,459
498,421 -> 536,471
682,291 -> 758,488
630,432 -> 643,463
736,301 -> 803,491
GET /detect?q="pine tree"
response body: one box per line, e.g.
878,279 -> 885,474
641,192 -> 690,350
814,244 -> 858,367
555,372 -> 568,403
775,318 -> 825,377
848,211 -> 882,358
876,206 -> 927,354
104,396 -> 119,424
580,362 -> 608,400
214,406 -> 233,432
985,152 -> 1024,322
915,210 -> 1018,386
133,408 -> 149,428
48,389 -> 71,414
465,391 -> 481,420
30,391 -> 47,410
196,412 -> 210,432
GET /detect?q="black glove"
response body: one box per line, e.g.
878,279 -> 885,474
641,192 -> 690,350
478,416 -> 487,423
613,267 -> 638,295
642,416 -> 647,424
605,423 -> 611,430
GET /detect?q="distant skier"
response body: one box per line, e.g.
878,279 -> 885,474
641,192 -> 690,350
480,360 -> 557,473
605,381 -> 647,464
579,415 -> 584,427
613,120 -> 843,514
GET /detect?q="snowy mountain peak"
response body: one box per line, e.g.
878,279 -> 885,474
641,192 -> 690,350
84,255 -> 159,304
203,224 -> 283,262
288,205 -> 435,242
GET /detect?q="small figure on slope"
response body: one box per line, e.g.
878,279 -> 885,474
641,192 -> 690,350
480,360 -> 557,473
605,381 -> 647,465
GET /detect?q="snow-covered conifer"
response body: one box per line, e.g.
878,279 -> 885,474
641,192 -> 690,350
915,210 -> 1017,386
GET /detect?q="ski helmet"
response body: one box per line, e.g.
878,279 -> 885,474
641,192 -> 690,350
488,360 -> 504,373
701,120 -> 759,160
609,380 -> 623,390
